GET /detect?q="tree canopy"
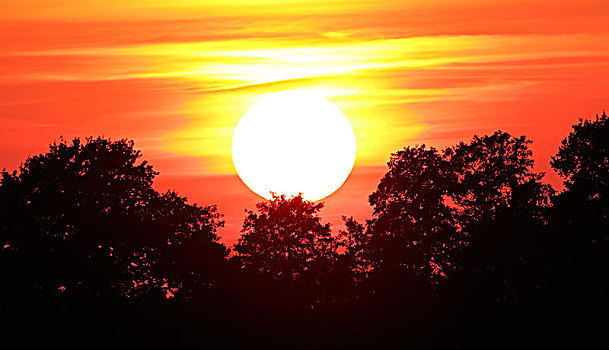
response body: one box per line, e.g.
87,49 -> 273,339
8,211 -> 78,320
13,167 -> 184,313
234,193 -> 336,281
1,116 -> 609,348
0,137 -> 227,304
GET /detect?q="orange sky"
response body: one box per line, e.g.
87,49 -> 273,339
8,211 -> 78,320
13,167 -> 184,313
2,0 -> 609,245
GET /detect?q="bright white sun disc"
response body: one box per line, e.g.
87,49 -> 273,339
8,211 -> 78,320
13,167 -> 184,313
231,90 -> 356,201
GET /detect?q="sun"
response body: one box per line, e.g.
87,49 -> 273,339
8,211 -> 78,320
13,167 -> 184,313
231,89 -> 357,201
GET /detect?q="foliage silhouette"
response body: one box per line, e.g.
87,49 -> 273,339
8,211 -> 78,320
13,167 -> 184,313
436,132 -> 555,343
552,111 -> 609,195
367,144 -> 456,281
547,111 -> 609,319
230,193 -> 349,333
338,131 -> 556,343
337,145 -> 455,329
1,115 -> 609,348
0,137 -> 229,346
446,132 -> 552,298
447,131 -> 552,223
234,193 -> 336,281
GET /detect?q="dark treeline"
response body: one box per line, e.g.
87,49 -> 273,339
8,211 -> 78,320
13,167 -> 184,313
1,113 -> 609,348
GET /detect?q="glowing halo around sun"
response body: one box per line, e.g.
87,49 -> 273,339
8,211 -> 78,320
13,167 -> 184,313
231,90 -> 357,201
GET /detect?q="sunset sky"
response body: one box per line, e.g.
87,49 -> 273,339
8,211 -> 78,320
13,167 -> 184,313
2,0 -> 609,244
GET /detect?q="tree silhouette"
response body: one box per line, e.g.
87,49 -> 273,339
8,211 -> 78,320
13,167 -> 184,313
552,112 -> 609,195
549,112 -> 609,305
0,137 -> 228,345
337,132 -> 555,344
338,215 -> 373,281
228,193 -> 347,343
331,145 -> 458,338
446,131 -> 552,302
234,193 -> 336,281
447,131 -> 551,224
3,119 -> 609,348
366,145 -> 457,282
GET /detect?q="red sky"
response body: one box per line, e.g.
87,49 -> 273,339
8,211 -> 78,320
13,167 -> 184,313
2,0 -> 609,245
